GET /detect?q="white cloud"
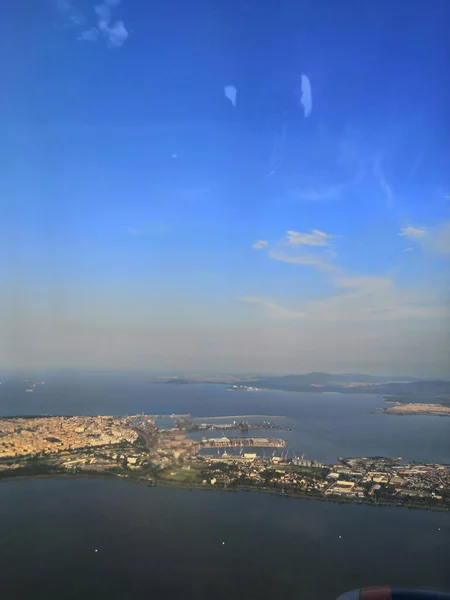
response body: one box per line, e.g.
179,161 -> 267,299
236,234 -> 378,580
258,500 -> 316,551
399,225 -> 427,239
398,221 -> 450,257
241,268 -> 447,325
300,74 -> 312,117
101,20 -> 128,47
268,250 -> 334,271
257,228 -> 337,271
78,28 -> 99,42
286,229 -> 334,247
224,85 -> 237,107
403,247 -> 414,252
239,297 -> 305,320
252,240 -> 268,250
78,0 -> 129,48
245,225 -> 448,326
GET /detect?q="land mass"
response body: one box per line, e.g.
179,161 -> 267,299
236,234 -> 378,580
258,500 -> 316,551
384,403 -> 450,417
155,373 -> 450,407
1,414 -> 449,512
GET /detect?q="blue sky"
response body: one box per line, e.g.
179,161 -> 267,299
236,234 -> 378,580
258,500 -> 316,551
1,0 -> 449,376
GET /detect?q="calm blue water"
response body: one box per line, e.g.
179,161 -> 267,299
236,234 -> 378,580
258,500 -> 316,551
1,372 -> 449,599
1,372 -> 449,464
0,478 -> 449,600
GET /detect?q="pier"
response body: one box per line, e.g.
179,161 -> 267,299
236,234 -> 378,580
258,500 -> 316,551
134,413 -> 191,419
200,437 -> 287,448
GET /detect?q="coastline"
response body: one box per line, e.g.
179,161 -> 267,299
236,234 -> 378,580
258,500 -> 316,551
384,411 -> 450,417
1,471 -> 449,513
2,415 -> 449,515
383,404 -> 450,417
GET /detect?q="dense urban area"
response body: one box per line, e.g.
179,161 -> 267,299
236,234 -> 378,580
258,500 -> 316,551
0,415 -> 449,511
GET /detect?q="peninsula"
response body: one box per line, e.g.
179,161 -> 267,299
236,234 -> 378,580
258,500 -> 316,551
155,373 -> 450,408
1,415 -> 448,511
384,403 -> 450,417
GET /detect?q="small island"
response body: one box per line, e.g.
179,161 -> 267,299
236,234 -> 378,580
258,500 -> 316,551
1,414 -> 449,512
384,403 -> 450,417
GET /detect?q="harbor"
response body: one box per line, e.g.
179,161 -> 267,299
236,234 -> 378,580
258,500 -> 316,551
0,413 -> 448,512
175,418 -> 292,433
199,436 -> 287,448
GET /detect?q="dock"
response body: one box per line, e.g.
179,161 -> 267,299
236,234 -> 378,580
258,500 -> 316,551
133,413 -> 191,419
200,437 -> 286,448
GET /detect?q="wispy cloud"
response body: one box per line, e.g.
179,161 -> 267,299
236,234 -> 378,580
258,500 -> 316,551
239,297 -> 305,320
99,20 -> 129,47
257,228 -> 337,271
76,0 -> 129,48
399,221 -> 450,257
244,219 -> 447,323
304,275 -> 446,322
399,225 -> 427,239
242,276 -> 446,324
290,185 -> 342,202
78,28 -> 99,42
243,215 -> 450,325
268,250 -> 335,271
286,229 -> 334,247
54,0 -> 85,26
252,240 -> 268,250
374,156 -> 394,208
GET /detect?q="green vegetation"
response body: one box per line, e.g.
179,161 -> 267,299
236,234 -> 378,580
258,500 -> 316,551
159,464 -> 203,485
0,462 -> 59,480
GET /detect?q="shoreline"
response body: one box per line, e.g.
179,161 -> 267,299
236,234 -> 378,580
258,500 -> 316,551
1,471 -> 448,513
384,411 -> 450,417
383,405 -> 450,417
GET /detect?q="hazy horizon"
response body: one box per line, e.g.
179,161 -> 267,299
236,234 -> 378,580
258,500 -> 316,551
1,365 -> 449,381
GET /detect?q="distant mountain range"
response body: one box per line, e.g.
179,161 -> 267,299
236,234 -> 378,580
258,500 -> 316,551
246,372 -> 418,385
160,372 -> 450,404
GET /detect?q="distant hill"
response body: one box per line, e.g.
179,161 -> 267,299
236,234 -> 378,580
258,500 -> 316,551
155,372 -> 450,404
251,372 -> 417,386
235,374 -> 450,403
